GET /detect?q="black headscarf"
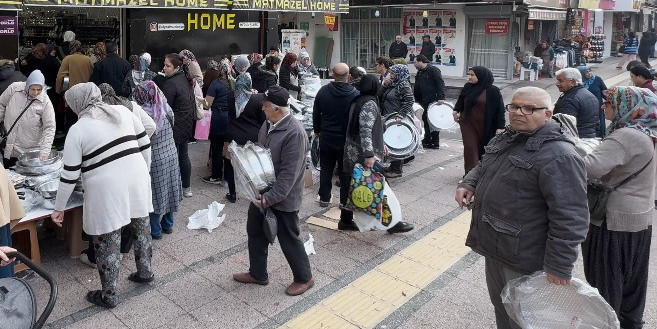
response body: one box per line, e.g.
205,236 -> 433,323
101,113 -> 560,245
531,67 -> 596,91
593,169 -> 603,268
349,74 -> 380,138
455,66 -> 494,115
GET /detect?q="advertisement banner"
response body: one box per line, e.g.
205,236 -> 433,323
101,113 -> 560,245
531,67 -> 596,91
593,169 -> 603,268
402,10 -> 459,66
578,0 -> 599,9
23,0 -> 349,12
0,16 -> 17,35
281,29 -> 306,54
599,0 -> 615,10
485,19 -> 508,35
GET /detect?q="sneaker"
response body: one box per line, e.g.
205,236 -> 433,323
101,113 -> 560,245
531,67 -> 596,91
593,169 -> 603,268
315,194 -> 333,205
183,187 -> 193,198
226,193 -> 237,203
79,253 -> 96,268
202,176 -> 226,186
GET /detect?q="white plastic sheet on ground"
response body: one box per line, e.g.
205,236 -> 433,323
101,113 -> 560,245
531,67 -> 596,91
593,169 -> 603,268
304,233 -> 316,255
502,271 -> 620,329
187,201 -> 226,233
353,181 -> 401,232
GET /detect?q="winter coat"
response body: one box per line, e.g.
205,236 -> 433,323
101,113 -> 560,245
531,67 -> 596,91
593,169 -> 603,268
623,37 -> 639,54
279,65 -> 301,94
258,115 -> 308,212
343,98 -> 384,172
389,42 -> 408,59
56,53 -> 93,94
162,72 -> 195,145
0,82 -> 56,158
227,93 -> 266,145
312,82 -> 359,148
459,120 -> 589,279
19,55 -> 60,90
413,64 -> 445,108
379,80 -> 414,117
554,85 -> 600,138
91,53 -> 132,97
0,60 -> 26,95
419,41 -> 436,60
252,67 -> 278,93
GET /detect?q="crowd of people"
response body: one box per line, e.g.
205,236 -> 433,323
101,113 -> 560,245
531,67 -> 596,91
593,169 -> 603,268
0,34 -> 654,328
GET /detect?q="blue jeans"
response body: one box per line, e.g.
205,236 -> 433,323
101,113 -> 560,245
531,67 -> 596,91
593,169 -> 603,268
149,212 -> 174,237
0,223 -> 13,278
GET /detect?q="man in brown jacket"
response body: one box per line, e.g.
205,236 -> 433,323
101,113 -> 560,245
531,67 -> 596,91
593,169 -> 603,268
55,40 -> 93,94
232,85 -> 314,296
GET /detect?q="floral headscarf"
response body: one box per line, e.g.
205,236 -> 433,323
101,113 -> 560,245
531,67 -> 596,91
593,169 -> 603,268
134,81 -> 171,131
129,55 -> 140,71
388,64 -> 411,85
604,86 -> 657,140
234,73 -> 253,118
207,60 -> 220,71
93,42 -> 106,60
179,49 -> 196,65
99,83 -> 133,111
249,53 -> 263,65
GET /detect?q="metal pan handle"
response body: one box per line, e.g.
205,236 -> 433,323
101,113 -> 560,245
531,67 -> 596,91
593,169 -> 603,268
6,251 -> 58,329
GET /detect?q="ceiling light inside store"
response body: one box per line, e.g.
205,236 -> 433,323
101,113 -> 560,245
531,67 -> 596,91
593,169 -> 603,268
423,10 -> 428,17
375,9 -> 380,17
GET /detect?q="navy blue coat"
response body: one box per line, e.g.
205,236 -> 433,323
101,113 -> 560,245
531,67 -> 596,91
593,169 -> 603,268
554,85 -> 600,138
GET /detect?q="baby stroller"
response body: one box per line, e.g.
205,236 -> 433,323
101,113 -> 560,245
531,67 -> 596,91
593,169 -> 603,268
0,252 -> 58,329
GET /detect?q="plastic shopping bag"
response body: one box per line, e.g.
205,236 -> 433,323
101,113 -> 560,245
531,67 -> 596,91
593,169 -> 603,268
502,271 -> 619,329
345,164 -> 385,219
353,181 -> 401,231
194,110 -> 211,140
187,201 -> 226,233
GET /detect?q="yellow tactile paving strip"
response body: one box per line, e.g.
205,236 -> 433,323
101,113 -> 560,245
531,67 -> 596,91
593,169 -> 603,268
280,212 -> 472,329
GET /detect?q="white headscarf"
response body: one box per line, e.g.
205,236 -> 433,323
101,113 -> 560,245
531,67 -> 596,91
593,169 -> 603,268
64,83 -> 122,124
63,31 -> 75,42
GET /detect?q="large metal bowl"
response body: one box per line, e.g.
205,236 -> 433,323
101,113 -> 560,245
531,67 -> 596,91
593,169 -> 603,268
18,150 -> 61,167
250,144 -> 276,183
36,179 -> 59,199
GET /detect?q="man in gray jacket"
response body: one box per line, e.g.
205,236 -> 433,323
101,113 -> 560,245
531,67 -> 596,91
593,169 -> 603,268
233,85 -> 314,296
455,86 -> 589,329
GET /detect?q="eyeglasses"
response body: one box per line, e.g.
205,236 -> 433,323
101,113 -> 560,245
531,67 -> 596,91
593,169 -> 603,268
505,104 -> 548,115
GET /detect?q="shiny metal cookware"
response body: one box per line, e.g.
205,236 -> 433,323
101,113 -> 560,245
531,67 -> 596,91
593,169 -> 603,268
18,150 -> 61,167
383,114 -> 419,160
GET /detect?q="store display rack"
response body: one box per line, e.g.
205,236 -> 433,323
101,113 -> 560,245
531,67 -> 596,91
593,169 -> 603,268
586,34 -> 605,63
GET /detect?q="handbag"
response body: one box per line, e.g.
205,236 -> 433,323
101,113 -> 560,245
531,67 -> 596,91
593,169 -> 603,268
0,99 -> 37,152
587,154 -> 653,220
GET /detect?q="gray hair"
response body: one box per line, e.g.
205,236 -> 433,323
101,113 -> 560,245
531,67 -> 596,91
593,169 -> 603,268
512,86 -> 552,109
277,105 -> 290,115
555,68 -> 583,85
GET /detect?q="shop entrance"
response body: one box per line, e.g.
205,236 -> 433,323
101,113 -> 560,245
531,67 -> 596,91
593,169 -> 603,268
467,18 -> 509,78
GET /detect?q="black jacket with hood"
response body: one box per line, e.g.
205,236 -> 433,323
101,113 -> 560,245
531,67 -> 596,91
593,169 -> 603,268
0,60 -> 26,95
313,82 -> 359,147
252,66 -> 278,93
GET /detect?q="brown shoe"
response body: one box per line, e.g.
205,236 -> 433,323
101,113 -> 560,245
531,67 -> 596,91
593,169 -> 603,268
233,272 -> 269,285
285,279 -> 315,296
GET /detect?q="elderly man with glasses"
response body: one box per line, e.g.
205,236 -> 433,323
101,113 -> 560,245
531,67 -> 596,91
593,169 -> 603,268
455,86 -> 589,329
554,67 -> 600,138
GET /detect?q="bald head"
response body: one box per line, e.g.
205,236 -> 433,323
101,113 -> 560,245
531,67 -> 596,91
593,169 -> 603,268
333,63 -> 349,82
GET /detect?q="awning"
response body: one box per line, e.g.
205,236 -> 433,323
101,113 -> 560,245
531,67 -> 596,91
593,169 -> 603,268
22,0 -> 350,13
528,8 -> 566,20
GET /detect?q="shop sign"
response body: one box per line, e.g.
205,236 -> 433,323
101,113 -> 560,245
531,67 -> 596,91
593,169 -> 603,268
299,21 -> 309,30
0,16 -> 17,35
578,0 -> 599,10
149,22 -> 185,31
525,0 -> 568,9
239,22 -> 260,28
599,0 -> 615,10
485,19 -> 508,35
23,0 -> 349,13
324,13 -> 338,31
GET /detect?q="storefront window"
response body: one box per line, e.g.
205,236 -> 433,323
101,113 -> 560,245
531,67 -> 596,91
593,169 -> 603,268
341,8 -> 401,69
468,18 -> 510,77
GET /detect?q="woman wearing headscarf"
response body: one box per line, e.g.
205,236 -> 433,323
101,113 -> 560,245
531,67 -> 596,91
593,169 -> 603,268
162,53 -> 195,197
378,64 -> 414,179
179,49 -> 203,86
0,70 -> 56,167
452,66 -> 505,175
0,163 -> 24,278
582,86 -> 656,329
279,52 -> 302,99
246,53 -> 263,77
223,73 -> 266,202
297,51 -> 319,76
202,59 -> 232,186
233,55 -> 250,75
577,66 -> 607,138
56,30 -> 75,60
123,54 -> 157,99
99,83 -> 155,137
19,43 -> 60,104
252,56 -> 279,93
135,81 -> 181,238
51,82 -> 153,309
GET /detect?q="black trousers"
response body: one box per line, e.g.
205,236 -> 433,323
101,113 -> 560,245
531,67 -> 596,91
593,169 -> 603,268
246,203 -> 311,283
318,140 -> 343,202
338,170 -> 353,222
175,141 -> 191,188
639,49 -> 652,67
582,222 -> 652,329
225,157 -> 235,195
209,136 -> 226,180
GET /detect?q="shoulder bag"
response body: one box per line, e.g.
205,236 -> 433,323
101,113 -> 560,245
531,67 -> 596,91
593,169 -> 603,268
587,152 -> 654,220
0,99 -> 37,152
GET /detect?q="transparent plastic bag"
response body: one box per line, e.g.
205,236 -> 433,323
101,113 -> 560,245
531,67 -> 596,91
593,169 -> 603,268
228,141 -> 275,204
502,271 -> 619,329
19,189 -> 43,213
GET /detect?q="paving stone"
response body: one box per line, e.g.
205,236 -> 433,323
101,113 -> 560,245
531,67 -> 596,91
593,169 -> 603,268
189,290 -> 268,329
65,310 -> 128,329
110,290 -> 186,329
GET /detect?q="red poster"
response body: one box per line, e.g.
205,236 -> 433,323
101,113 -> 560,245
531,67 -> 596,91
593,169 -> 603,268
485,19 -> 509,35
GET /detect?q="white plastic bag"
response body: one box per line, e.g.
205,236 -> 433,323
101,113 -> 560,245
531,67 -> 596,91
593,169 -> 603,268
353,181 -> 401,231
304,233 -> 316,255
502,271 -> 619,329
187,201 -> 226,233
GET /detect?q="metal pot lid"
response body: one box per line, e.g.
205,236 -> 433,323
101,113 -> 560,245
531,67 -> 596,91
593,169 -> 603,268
427,101 -> 456,130
384,123 -> 415,150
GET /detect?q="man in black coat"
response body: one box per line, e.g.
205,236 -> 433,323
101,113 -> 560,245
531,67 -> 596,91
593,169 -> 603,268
554,68 -> 599,138
638,28 -> 657,68
0,59 -> 26,95
313,63 -> 359,207
419,35 -> 436,61
388,35 -> 408,61
91,42 -> 132,97
413,55 -> 445,149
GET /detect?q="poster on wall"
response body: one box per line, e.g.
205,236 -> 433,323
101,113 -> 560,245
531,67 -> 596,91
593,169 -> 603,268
281,29 -> 307,54
402,10 -> 458,66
